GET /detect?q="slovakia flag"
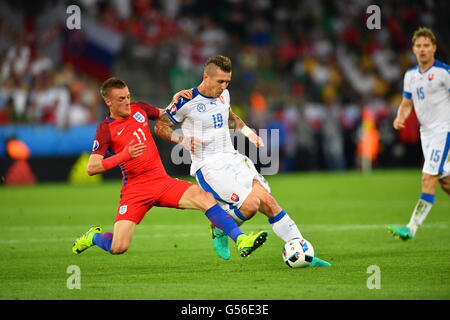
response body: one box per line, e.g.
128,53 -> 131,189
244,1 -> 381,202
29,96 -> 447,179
61,18 -> 123,80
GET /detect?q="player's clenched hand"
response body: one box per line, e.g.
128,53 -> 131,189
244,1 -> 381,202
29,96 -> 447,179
180,136 -> 202,152
393,117 -> 405,130
127,143 -> 147,158
172,89 -> 192,103
248,133 -> 265,148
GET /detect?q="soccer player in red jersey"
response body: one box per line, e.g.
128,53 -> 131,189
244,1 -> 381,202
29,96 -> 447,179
72,77 -> 267,257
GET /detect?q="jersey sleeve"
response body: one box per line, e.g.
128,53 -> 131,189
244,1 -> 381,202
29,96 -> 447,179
444,66 -> 450,92
221,89 -> 231,111
165,97 -> 190,124
133,101 -> 160,120
91,122 -> 111,156
403,72 -> 412,99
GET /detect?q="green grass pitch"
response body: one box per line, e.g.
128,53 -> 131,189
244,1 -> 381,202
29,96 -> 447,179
0,169 -> 449,300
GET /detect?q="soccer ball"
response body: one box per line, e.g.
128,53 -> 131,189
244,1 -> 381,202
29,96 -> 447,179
282,238 -> 314,268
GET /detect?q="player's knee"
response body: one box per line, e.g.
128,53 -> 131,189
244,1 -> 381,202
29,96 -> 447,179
110,247 -> 128,255
199,190 -> 216,207
203,190 -> 216,203
110,243 -> 129,255
195,189 -> 217,211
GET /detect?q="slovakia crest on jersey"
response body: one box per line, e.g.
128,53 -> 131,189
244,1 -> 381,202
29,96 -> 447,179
231,193 -> 239,202
133,112 -> 145,123
197,103 -> 206,112
168,103 -> 177,115
92,140 -> 99,151
428,73 -> 434,81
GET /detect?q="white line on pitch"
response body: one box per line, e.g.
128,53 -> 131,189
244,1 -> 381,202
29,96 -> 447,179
0,222 -> 448,232
0,222 -> 447,244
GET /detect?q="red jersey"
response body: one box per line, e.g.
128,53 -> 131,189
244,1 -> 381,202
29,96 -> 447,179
92,102 -> 168,184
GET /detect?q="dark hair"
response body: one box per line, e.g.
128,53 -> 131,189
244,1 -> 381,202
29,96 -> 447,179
204,55 -> 232,73
100,77 -> 127,99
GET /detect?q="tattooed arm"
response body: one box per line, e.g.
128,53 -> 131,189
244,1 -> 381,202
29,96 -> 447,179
154,113 -> 200,152
228,109 -> 264,147
155,113 -> 180,144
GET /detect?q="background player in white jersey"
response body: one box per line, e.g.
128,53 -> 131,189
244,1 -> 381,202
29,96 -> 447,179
155,55 -> 330,266
388,27 -> 450,240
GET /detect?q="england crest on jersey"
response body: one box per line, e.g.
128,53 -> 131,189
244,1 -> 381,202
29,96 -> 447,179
133,112 -> 145,123
119,205 -> 128,215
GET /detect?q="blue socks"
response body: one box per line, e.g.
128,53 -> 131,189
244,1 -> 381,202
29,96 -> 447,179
205,204 -> 243,242
93,232 -> 113,253
92,205 -> 244,251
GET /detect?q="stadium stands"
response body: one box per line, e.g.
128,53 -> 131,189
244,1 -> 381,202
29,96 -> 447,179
1,0 -> 448,177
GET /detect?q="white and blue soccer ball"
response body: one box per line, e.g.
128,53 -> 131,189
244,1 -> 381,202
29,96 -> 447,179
282,238 -> 314,268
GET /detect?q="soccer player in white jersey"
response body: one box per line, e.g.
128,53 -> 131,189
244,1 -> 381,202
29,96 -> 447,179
155,55 -> 330,266
388,27 -> 450,240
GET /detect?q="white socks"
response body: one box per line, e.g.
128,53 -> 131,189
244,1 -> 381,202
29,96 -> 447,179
407,197 -> 434,235
269,210 -> 303,242
226,205 -> 303,242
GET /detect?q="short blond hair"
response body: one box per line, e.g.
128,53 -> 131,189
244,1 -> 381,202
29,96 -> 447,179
412,27 -> 436,46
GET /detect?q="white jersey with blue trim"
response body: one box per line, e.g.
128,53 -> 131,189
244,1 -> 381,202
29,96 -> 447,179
403,60 -> 450,134
165,88 -> 236,176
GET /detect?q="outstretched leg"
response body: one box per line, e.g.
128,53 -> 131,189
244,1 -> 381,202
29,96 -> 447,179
247,181 -> 331,266
72,220 -> 136,255
108,220 -> 136,254
248,180 -> 303,242
178,185 -> 268,258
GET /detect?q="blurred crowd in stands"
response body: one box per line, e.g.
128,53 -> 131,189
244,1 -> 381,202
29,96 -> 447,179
0,41 -> 100,127
0,0 -> 449,171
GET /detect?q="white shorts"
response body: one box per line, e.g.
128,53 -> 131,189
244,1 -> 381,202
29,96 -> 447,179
421,131 -> 450,178
195,152 -> 270,220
